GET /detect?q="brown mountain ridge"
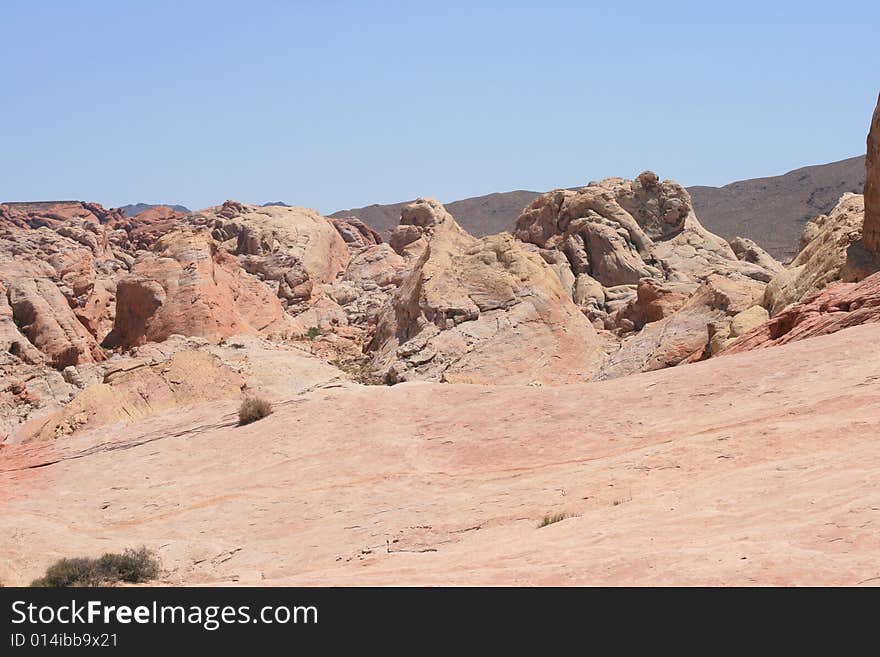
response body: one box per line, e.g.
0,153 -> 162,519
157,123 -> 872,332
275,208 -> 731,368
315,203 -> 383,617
330,156 -> 865,261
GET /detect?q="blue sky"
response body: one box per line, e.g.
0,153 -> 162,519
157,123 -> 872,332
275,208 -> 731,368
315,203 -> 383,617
1,1 -> 878,212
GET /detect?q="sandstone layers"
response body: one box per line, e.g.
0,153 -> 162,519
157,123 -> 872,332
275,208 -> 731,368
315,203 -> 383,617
0,171 -> 802,440
2,326 -> 880,586
725,272 -> 880,354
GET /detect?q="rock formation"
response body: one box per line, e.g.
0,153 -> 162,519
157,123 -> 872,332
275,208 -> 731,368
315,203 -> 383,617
724,271 -> 880,354
512,172 -> 781,377
105,227 -> 291,348
191,201 -> 350,311
18,351 -> 245,442
862,93 -> 880,257
763,194 -> 865,314
368,198 -> 605,384
331,216 -> 383,249
596,274 -> 765,379
6,278 -> 105,368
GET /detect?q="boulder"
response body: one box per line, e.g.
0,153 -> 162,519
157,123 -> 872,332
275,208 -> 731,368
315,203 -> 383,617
729,237 -> 785,278
596,274 -> 764,379
0,282 -> 44,365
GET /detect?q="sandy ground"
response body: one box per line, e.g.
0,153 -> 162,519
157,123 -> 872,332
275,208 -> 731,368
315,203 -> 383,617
2,325 -> 880,586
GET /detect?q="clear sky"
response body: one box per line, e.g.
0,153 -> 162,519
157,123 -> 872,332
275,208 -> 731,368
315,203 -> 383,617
2,0 -> 878,213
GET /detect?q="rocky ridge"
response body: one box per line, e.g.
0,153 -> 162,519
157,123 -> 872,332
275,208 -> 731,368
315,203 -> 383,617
5,92 -> 880,443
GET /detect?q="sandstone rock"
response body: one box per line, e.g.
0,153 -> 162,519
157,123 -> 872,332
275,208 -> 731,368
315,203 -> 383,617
369,204 -> 604,384
328,244 -> 408,328
763,194 -> 864,315
514,173 -> 780,322
608,278 -> 689,332
6,278 -> 104,368
191,201 -> 349,310
105,228 -> 291,348
5,325 -> 880,585
116,205 -> 187,250
709,305 -> 770,354
331,217 -> 383,249
725,271 -> 880,355
17,350 -> 245,442
0,201 -> 126,231
596,274 -> 765,379
730,237 -> 785,278
862,93 -> 880,257
73,277 -> 117,341
0,282 -> 43,365
388,198 -> 463,260
728,304 -> 771,338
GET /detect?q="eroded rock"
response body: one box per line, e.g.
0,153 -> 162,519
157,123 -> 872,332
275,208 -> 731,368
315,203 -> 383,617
369,201 -> 604,384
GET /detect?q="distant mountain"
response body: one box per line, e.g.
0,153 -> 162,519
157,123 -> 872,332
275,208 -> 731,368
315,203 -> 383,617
329,190 -> 542,242
121,203 -> 190,217
262,201 -> 291,207
688,156 -> 866,261
330,156 -> 866,261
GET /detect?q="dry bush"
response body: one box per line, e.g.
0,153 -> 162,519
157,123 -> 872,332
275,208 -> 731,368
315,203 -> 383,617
30,547 -> 159,587
538,512 -> 573,528
238,396 -> 273,426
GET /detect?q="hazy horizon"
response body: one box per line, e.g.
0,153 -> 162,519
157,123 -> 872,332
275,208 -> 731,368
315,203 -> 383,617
2,1 -> 877,214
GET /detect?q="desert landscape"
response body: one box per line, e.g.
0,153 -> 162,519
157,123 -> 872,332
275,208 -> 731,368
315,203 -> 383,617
1,88 -> 879,586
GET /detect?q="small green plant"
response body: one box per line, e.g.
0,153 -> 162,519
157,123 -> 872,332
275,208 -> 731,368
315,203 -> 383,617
30,547 -> 159,587
538,512 -> 573,528
306,326 -> 322,340
238,396 -> 273,426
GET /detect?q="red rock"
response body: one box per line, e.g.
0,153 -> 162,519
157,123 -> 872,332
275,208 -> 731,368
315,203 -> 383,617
6,278 -> 105,368
115,205 -> 187,251
609,278 -> 689,331
0,201 -> 124,230
724,271 -> 880,354
104,228 -> 291,348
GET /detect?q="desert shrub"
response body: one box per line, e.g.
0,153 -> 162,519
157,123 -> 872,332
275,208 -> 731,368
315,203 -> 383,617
306,326 -> 321,340
238,396 -> 273,425
31,557 -> 101,587
330,358 -> 385,385
97,546 -> 159,583
30,547 -> 159,587
538,512 -> 572,528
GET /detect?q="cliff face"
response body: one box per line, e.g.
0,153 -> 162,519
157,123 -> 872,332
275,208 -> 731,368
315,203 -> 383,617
862,94 -> 880,257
